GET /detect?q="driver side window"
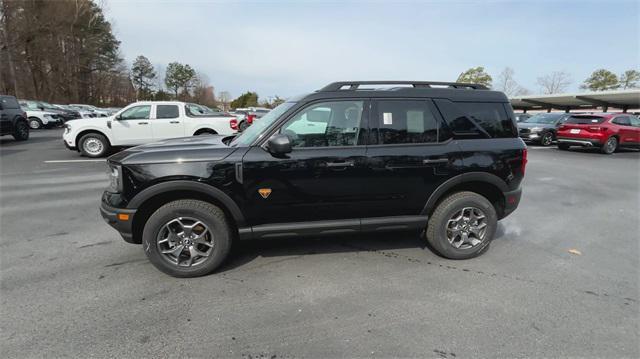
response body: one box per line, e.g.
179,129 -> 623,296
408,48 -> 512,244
279,101 -> 363,148
120,105 -> 151,120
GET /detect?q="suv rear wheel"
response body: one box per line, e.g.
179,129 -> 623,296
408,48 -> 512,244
79,133 -> 110,157
540,132 -> 553,146
142,200 -> 232,277
601,136 -> 617,154
426,191 -> 497,259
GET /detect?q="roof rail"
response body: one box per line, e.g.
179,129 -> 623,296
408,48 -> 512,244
319,81 -> 488,92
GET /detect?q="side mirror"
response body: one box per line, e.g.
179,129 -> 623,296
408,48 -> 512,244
114,114 -> 121,121
267,134 -> 292,156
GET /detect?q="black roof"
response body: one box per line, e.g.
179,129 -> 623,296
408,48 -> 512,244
300,81 -> 509,102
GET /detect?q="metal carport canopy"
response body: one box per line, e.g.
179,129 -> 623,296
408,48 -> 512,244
510,89 -> 640,111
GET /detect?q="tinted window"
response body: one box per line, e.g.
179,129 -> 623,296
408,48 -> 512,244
374,100 -> 439,144
280,101 -> 363,147
1,96 -> 20,109
435,100 -> 516,138
629,116 -> 640,127
612,116 -> 631,126
119,105 -> 151,120
156,105 -> 179,119
566,116 -> 606,124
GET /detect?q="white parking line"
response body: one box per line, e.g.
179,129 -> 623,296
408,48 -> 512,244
44,159 -> 106,163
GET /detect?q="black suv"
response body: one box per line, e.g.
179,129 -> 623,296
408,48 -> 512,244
0,95 -> 29,141
101,81 -> 526,277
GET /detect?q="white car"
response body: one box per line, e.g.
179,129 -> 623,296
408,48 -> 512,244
69,104 -> 110,117
24,110 -> 64,129
62,101 -> 239,157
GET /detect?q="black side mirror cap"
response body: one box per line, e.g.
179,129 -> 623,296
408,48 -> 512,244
267,134 -> 292,156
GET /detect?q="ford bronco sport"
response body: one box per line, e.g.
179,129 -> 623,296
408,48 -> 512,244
101,81 -> 526,277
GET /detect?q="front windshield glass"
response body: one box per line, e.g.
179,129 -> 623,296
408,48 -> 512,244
523,114 -> 561,124
230,101 -> 296,147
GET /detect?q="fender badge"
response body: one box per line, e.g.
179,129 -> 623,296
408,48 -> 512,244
258,188 -> 272,199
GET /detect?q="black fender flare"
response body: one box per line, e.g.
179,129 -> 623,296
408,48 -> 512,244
127,180 -> 246,227
421,172 -> 508,216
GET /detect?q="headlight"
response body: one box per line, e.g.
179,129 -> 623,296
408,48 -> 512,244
64,124 -> 71,134
107,164 -> 123,192
531,127 -> 543,133
44,114 -> 52,119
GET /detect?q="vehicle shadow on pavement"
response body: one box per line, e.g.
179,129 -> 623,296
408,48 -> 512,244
0,135 -> 58,147
219,231 -> 427,273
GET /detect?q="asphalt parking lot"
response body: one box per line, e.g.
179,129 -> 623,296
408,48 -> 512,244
1,129 -> 639,358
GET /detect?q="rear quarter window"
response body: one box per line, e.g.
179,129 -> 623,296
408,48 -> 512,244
434,99 -> 516,138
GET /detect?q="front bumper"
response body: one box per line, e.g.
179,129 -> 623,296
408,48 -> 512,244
501,187 -> 522,219
63,140 -> 77,151
100,194 -> 137,244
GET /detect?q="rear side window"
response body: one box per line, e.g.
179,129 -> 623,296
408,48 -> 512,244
156,105 -> 179,119
1,96 -> 20,109
566,116 -> 606,124
612,116 -> 631,126
373,100 -> 439,144
434,100 -> 516,138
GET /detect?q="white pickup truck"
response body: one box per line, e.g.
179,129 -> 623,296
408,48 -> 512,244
62,101 -> 239,157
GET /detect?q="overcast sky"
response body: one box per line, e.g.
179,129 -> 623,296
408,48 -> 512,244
104,0 -> 639,99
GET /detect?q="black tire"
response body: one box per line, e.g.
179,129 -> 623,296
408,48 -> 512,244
78,132 -> 110,158
238,120 -> 250,132
28,117 -> 42,130
12,120 -> 29,141
540,132 -> 553,146
557,143 -> 570,151
601,136 -> 617,154
143,200 -> 232,277
425,191 -> 497,260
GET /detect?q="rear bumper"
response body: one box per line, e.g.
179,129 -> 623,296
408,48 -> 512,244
501,187 -> 522,219
557,137 -> 602,147
100,194 -> 137,244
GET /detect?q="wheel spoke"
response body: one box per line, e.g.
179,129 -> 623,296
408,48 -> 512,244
190,246 -> 209,258
162,244 -> 184,257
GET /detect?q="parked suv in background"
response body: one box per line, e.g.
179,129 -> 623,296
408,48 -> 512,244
100,81 -> 526,277
557,113 -> 640,154
517,113 -> 571,146
0,95 -> 29,141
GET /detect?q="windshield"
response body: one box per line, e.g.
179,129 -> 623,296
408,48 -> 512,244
230,101 -> 296,147
523,114 -> 562,124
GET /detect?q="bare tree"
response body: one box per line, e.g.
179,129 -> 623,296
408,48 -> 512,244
536,71 -> 572,94
494,67 -> 530,96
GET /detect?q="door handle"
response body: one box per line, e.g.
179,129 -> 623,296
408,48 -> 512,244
422,158 -> 449,164
325,161 -> 355,168
137,122 -> 149,125
169,121 -> 180,124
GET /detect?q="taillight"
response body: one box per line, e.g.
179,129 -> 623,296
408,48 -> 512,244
522,148 -> 528,175
558,125 -> 566,130
587,126 -> 603,132
230,118 -> 238,130
247,114 -> 255,124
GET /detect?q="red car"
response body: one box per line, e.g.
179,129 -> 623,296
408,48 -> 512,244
556,113 -> 640,154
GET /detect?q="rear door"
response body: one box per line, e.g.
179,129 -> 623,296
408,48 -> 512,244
362,99 -> 460,218
612,116 -> 639,145
150,104 -> 185,140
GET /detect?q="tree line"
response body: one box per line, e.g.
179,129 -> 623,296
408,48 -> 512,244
0,0 -> 282,110
457,66 -> 639,96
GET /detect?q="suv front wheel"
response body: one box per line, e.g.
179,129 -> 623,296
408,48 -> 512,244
426,191 -> 497,259
142,200 -> 232,277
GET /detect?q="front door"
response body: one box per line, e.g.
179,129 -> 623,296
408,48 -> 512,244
151,104 -> 185,140
613,115 -> 640,146
363,99 -> 461,218
241,99 -> 370,226
111,104 -> 152,145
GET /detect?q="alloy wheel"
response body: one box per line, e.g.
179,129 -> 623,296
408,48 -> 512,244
446,207 -> 488,249
83,138 -> 104,156
156,217 -> 214,267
